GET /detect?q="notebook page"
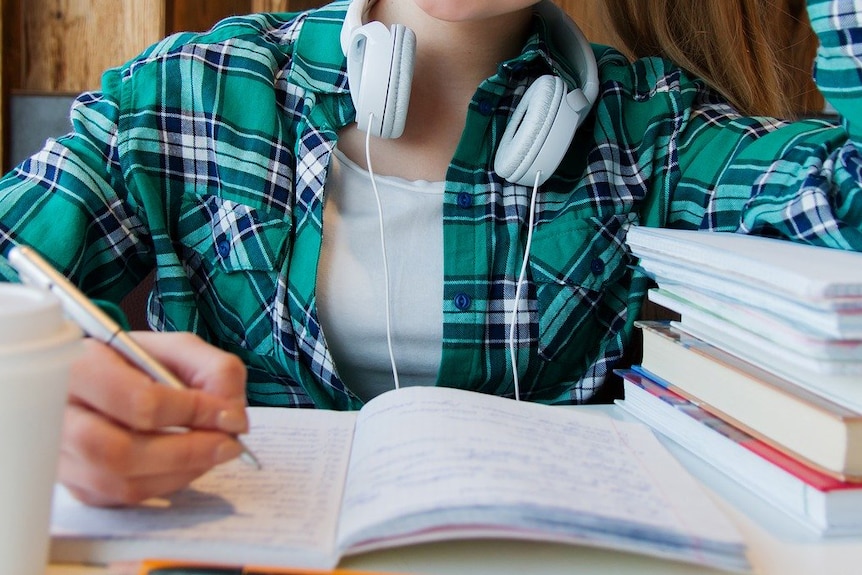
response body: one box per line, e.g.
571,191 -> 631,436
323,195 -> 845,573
336,387 -> 744,564
51,407 -> 357,568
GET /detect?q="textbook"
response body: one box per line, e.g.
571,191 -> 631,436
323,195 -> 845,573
627,227 -> 862,338
626,226 -> 862,304
676,316 -> 862,414
639,259 -> 862,338
49,386 -> 749,573
616,369 -> 862,535
648,286 -> 862,364
646,288 -> 862,404
636,321 -> 862,479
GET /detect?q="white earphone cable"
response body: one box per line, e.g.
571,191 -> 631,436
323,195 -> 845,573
365,113 -> 401,390
362,114 -> 539,398
509,171 -> 542,402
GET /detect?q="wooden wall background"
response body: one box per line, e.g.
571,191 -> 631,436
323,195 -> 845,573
0,0 -> 615,169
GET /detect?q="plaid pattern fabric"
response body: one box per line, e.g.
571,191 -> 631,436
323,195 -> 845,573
0,0 -> 860,409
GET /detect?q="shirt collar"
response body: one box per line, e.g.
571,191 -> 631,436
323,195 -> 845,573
287,0 -> 353,95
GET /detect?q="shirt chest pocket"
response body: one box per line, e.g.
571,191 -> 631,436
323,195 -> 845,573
527,212 -> 635,364
176,195 -> 291,355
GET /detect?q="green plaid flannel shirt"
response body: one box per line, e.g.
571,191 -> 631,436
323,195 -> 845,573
1,0 -> 860,409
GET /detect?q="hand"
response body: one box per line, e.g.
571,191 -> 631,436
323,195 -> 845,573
58,331 -> 249,507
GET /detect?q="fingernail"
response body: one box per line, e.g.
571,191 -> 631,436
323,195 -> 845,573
217,409 -> 247,433
215,440 -> 243,464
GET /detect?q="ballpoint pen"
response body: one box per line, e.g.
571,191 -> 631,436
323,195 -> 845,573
8,245 -> 262,470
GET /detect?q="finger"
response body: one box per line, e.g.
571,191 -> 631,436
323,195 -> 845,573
63,402 -> 243,477
59,404 -> 243,506
70,339 -> 248,434
129,331 -> 247,402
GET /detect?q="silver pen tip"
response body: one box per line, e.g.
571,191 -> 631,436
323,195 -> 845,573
240,444 -> 263,470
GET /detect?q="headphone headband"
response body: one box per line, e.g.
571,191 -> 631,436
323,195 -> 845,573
340,0 -> 377,55
533,1 -> 598,108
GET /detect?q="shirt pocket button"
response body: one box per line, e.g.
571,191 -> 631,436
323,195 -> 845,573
217,239 -> 232,258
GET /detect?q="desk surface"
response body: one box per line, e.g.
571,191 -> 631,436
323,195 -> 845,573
45,405 -> 862,575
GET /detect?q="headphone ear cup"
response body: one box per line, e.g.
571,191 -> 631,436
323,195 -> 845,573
379,24 -> 415,139
345,21 -> 415,139
494,75 -> 566,186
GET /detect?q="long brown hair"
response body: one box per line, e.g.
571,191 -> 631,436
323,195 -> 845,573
603,0 -> 823,118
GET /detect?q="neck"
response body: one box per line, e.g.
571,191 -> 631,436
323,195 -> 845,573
337,1 -> 535,182
370,1 -> 533,96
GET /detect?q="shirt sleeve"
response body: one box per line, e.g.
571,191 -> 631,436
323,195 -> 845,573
0,66 -> 153,301
699,0 -> 862,250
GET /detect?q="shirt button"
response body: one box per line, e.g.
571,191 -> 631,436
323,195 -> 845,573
590,258 -> 605,275
453,293 -> 472,311
217,240 -> 231,258
456,192 -> 472,208
477,98 -> 493,116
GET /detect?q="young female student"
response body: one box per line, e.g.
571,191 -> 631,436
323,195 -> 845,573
0,0 -> 859,506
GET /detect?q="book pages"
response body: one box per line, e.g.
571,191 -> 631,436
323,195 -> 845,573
337,387 -> 747,571
51,408 -> 358,568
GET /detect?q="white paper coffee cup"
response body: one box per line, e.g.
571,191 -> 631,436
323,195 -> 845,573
0,283 -> 82,575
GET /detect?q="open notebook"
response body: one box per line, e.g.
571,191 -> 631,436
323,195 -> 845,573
50,386 -> 749,573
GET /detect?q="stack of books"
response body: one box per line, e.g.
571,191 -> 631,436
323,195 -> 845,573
619,226 -> 862,536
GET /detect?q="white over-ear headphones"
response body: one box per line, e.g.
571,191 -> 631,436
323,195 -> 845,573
340,0 -> 416,140
340,0 -> 599,186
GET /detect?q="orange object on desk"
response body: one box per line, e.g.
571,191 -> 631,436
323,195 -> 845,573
113,560 -> 397,575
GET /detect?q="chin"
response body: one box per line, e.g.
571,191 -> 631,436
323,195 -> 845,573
411,1 -> 539,22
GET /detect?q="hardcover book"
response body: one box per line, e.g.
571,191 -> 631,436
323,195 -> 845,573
616,369 -> 862,535
636,321 -> 862,479
672,314 -> 862,413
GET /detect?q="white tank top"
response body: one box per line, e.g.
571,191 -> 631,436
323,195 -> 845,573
316,149 -> 444,402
